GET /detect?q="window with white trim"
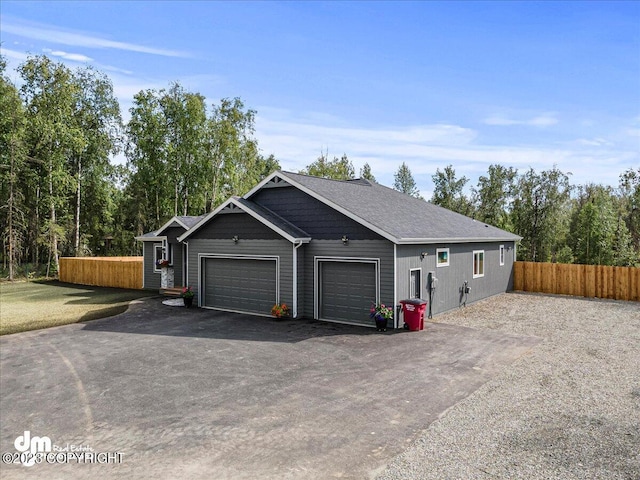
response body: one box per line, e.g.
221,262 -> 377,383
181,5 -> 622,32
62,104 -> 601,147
154,244 -> 164,273
499,245 -> 505,266
436,248 -> 449,267
410,268 -> 422,298
473,250 -> 484,278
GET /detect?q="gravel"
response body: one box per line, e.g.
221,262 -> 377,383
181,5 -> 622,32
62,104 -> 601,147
377,292 -> 640,480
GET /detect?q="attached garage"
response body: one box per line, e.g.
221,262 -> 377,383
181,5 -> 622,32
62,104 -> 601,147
316,259 -> 379,326
201,255 -> 279,315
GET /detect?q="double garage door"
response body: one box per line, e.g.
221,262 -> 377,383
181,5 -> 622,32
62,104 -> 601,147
202,256 -> 378,325
202,257 -> 277,315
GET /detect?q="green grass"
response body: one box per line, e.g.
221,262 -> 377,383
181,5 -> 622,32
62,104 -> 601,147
0,280 -> 154,335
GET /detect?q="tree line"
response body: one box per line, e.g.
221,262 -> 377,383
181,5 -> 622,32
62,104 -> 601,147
1,54 -> 638,280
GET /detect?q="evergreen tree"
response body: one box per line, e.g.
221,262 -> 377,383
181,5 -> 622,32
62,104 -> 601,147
360,163 -> 376,182
393,162 -> 420,197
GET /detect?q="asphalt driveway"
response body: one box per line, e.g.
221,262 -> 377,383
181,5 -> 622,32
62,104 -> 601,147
0,298 -> 539,479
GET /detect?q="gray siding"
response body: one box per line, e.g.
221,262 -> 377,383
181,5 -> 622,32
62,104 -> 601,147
301,239 -> 395,326
191,212 -> 281,240
252,186 -> 384,240
396,241 -> 516,317
163,226 -> 185,243
186,239 -> 294,315
143,242 -> 161,290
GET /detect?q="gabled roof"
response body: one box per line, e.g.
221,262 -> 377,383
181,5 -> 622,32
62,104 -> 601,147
156,215 -> 206,235
177,197 -> 312,244
135,215 -> 206,241
245,171 -> 521,244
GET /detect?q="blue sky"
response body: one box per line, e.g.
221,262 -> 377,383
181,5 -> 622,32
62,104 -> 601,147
2,1 -> 639,197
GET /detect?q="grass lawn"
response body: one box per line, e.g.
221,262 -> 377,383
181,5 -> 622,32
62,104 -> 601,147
0,280 -> 154,335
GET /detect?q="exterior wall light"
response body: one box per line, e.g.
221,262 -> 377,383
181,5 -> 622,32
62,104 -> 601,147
232,235 -> 239,244
420,252 -> 428,260
341,235 -> 349,245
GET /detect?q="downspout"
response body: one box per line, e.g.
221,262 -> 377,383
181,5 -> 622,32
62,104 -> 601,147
292,240 -> 304,318
393,243 -> 398,329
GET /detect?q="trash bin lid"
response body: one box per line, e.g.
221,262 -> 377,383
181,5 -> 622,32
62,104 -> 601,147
400,298 -> 427,305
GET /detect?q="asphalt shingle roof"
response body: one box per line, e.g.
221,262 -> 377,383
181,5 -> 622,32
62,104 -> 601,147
276,171 -> 521,243
233,197 -> 311,239
176,215 -> 206,229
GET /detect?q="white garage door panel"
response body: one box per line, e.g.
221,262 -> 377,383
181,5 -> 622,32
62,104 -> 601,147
203,257 -> 276,314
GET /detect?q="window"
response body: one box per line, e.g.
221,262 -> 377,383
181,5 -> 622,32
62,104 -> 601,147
499,245 -> 505,266
410,269 -> 422,298
473,250 -> 484,278
153,244 -> 164,273
436,248 -> 450,267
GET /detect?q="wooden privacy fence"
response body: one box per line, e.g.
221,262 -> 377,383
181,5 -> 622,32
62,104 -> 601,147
513,261 -> 640,302
59,257 -> 144,290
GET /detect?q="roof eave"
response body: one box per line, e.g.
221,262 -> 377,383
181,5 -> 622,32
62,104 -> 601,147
396,236 -> 522,244
178,197 -> 312,244
134,235 -> 166,242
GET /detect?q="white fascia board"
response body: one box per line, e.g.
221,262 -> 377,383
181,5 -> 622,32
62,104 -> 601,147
177,199 -> 236,242
156,216 -> 189,235
243,170 -> 287,198
257,172 -> 399,244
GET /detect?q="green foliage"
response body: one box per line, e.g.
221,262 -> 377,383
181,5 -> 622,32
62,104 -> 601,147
393,162 -> 420,198
360,163 -> 376,182
568,184 -> 638,266
619,168 -> 640,255
2,52 -> 638,274
430,164 -> 472,215
473,164 -> 517,230
300,151 -> 355,180
511,167 -> 572,262
0,58 -> 28,280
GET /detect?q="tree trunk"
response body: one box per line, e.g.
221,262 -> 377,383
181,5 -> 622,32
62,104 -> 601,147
74,155 -> 82,256
8,135 -> 15,281
48,157 -> 59,277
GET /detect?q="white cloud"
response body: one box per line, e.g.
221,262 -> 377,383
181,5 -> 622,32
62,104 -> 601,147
254,111 -> 637,191
44,49 -> 93,62
0,47 -> 29,62
483,113 -> 558,127
2,18 -> 190,58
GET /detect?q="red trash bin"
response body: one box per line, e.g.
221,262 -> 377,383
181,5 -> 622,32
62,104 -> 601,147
400,299 -> 428,331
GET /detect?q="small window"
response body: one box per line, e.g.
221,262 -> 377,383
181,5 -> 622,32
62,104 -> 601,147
410,269 -> 422,298
154,244 -> 164,273
436,248 -> 449,267
499,245 -> 505,266
473,250 -> 484,278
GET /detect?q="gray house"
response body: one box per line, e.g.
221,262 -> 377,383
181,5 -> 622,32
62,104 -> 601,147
136,215 -> 204,291
138,171 -> 521,328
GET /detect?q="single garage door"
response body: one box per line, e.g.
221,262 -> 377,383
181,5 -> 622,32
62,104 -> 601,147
203,257 -> 277,315
319,261 -> 377,325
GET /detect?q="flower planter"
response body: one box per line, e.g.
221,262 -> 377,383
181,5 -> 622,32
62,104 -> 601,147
183,296 -> 193,308
375,316 -> 388,332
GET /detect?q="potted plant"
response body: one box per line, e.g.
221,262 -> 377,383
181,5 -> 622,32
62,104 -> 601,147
271,303 -> 290,319
370,303 -> 393,332
181,286 -> 194,308
156,259 -> 171,268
